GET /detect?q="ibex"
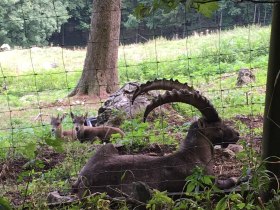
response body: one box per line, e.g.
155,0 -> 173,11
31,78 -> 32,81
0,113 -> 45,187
70,112 -> 125,143
72,79 -> 239,199
50,114 -> 76,141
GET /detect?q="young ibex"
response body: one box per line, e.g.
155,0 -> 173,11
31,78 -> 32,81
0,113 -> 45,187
50,114 -> 76,141
72,79 -> 239,199
70,112 -> 125,143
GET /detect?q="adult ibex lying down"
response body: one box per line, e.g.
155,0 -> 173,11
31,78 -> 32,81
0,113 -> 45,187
70,112 -> 125,143
72,79 -> 239,199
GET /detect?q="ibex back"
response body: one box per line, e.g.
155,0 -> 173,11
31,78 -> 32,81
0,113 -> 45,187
71,112 -> 125,143
73,79 -> 239,198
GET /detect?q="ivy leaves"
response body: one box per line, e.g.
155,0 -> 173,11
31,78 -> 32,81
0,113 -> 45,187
134,0 -> 219,19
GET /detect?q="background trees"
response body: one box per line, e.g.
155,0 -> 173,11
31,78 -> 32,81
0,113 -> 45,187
0,0 -> 273,47
0,0 -> 68,47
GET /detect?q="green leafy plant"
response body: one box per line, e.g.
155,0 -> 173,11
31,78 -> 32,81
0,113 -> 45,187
146,190 -> 174,210
117,118 -> 150,151
215,192 -> 255,210
179,166 -> 218,209
0,197 -> 12,210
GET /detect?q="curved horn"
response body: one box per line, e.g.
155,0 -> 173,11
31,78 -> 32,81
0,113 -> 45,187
143,89 -> 220,123
132,79 -> 195,104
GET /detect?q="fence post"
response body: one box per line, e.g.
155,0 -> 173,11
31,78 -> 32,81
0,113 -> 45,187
262,3 -> 280,195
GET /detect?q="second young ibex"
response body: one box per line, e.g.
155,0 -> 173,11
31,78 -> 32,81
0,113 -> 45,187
70,112 -> 125,143
72,79 -> 239,199
50,114 -> 76,141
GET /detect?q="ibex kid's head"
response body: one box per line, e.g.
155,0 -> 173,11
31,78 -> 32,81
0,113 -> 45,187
50,113 -> 66,135
71,112 -> 88,132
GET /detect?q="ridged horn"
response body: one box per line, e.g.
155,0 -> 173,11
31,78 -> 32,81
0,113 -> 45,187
132,78 -> 195,104
143,89 -> 220,123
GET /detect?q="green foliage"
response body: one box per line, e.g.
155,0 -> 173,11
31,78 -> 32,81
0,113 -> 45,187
134,0 -> 218,19
117,118 -> 150,150
0,0 -> 273,47
179,166 -> 218,209
266,190 -> 280,210
190,1 -> 219,18
147,190 -> 174,210
82,193 -> 111,210
66,0 -> 92,31
215,193 -> 256,210
0,197 -> 12,210
185,166 -> 216,194
121,0 -> 272,36
0,0 -> 69,47
114,117 -> 177,151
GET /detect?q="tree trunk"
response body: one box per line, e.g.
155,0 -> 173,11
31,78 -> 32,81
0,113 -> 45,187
219,11 -> 222,33
257,5 -> 260,25
253,4 -> 257,24
263,6 -> 267,25
69,0 -> 121,97
262,3 -> 280,198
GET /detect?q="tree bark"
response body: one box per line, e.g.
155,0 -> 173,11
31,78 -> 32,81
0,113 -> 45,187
69,0 -> 121,97
253,4 -> 257,24
263,6 -> 267,25
262,3 -> 280,197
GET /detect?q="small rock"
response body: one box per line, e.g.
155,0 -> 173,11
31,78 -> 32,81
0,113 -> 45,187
97,82 -> 157,125
236,68 -> 255,86
47,191 -> 74,204
0,44 -> 11,51
227,144 -> 243,153
222,148 -> 236,159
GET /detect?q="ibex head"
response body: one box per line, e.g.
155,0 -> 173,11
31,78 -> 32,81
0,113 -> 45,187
194,119 -> 239,148
50,113 -> 66,134
71,112 -> 88,132
133,79 -> 239,148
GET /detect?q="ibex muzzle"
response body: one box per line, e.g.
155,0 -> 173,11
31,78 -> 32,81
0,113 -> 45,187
73,79 -> 239,198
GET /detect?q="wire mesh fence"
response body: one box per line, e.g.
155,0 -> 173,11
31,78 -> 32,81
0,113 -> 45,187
0,0 -> 274,208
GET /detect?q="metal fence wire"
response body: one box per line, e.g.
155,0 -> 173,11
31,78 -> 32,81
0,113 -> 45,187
0,0 -> 275,208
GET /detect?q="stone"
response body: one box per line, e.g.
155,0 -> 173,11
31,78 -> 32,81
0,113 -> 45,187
227,144 -> 243,153
236,68 -> 256,86
97,82 -> 157,125
0,44 -> 11,51
47,191 -> 75,204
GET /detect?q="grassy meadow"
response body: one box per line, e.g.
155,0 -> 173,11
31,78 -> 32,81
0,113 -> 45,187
0,25 -> 271,208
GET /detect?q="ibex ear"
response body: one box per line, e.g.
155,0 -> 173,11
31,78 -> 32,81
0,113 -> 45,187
61,113 -> 67,121
197,119 -> 205,129
70,112 -> 75,119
